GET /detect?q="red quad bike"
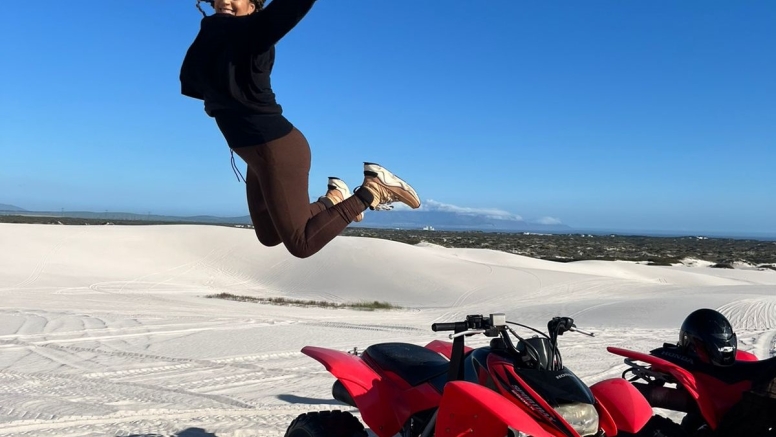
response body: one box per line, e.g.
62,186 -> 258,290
284,313 -> 661,437
608,310 -> 776,437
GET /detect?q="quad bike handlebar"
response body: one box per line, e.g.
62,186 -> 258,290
432,313 -> 594,372
433,314 -> 593,337
432,313 -> 507,334
431,321 -> 469,332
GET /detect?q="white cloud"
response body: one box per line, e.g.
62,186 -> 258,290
420,199 -> 523,221
537,216 -> 562,225
390,200 -> 562,226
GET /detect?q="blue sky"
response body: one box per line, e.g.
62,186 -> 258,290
1,1 -> 774,235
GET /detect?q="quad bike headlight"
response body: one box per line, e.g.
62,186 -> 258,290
554,402 -> 599,437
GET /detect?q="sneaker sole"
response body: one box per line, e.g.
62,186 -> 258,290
363,162 -> 421,209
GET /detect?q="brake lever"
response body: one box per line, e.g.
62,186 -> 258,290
449,329 -> 486,339
570,326 -> 595,337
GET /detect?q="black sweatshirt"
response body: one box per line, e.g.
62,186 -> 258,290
179,0 -> 318,117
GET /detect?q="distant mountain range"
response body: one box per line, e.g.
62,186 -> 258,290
0,204 -> 26,212
0,202 -> 572,233
349,210 -> 572,232
0,204 -> 248,225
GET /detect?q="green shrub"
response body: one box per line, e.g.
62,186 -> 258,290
205,293 -> 401,311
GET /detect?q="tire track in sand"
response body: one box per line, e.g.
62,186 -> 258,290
718,298 -> 776,330
6,228 -> 88,290
0,404 -> 347,437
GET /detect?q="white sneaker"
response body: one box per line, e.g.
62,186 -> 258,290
359,162 -> 421,210
325,177 -> 363,222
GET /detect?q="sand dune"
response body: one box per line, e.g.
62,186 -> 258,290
0,223 -> 774,436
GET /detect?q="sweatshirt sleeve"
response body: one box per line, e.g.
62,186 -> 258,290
236,0 -> 318,53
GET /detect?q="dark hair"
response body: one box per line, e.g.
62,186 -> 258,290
196,0 -> 265,17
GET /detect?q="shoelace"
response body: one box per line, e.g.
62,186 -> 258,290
355,185 -> 395,211
374,202 -> 394,211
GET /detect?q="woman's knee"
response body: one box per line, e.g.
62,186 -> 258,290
255,229 -> 282,247
283,240 -> 317,259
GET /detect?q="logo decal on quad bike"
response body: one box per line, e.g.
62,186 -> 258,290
656,350 -> 695,365
496,371 -> 576,437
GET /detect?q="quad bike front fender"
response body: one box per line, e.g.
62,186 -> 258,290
590,378 -> 653,434
436,381 -> 554,437
593,397 -> 620,437
302,346 -> 436,437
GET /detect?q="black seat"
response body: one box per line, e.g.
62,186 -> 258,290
363,342 -> 450,389
708,356 -> 776,386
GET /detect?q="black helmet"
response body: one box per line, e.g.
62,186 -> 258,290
678,308 -> 737,366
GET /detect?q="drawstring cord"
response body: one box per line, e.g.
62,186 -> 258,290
230,150 -> 246,183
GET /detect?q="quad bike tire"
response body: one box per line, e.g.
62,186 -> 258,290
284,410 -> 368,437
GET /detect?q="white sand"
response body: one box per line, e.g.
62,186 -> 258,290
0,223 -> 774,436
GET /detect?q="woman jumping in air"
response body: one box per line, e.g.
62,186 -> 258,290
179,0 -> 421,258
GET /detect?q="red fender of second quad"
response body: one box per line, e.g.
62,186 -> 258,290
607,346 -> 725,429
736,350 -> 758,361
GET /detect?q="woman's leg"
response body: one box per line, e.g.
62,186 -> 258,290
243,158 -> 330,248
244,167 -> 282,247
232,128 -> 367,258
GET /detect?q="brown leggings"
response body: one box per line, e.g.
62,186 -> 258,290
230,128 -> 367,258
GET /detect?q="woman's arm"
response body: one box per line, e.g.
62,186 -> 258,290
236,0 -> 318,52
